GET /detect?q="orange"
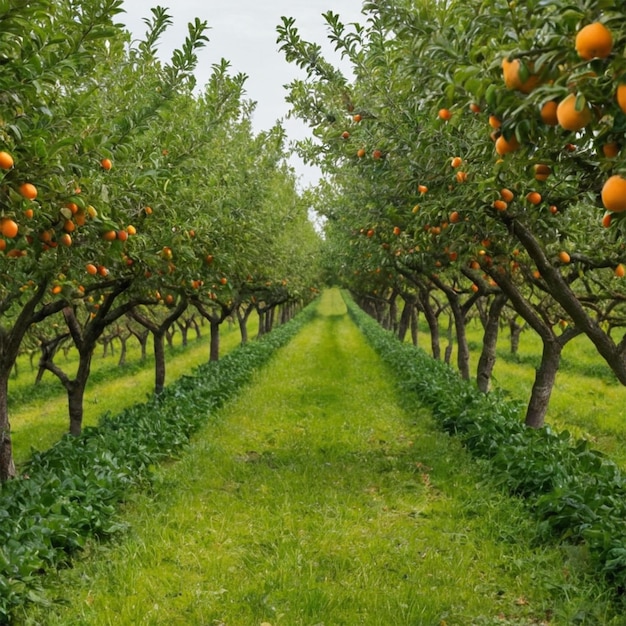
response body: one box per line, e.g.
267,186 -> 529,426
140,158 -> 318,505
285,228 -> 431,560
126,224 -> 137,235
1,218 -> 18,238
144,206 -> 153,215
575,23 -> 613,60
63,219 -> 75,233
601,175 -> 626,212
418,184 -> 428,194
58,233 -> 72,246
393,226 -> 401,236
534,164 -> 552,181
23,208 -> 34,219
602,142 -> 619,158
469,103 -> 481,113
18,182 -> 37,200
615,264 -> 626,278
219,277 -> 228,285
341,131 -> 350,139
617,84 -> 626,114
556,94 -> 592,131
372,149 -> 383,160
451,156 -> 463,168
0,151 -> 14,170
51,285 -> 62,295
559,250 -> 571,264
449,211 -> 460,223
116,229 -> 128,242
357,148 -> 366,158
495,134 -> 520,156
353,114 -> 362,122
438,108 -> 452,121
549,205 -> 559,214
493,199 -> 508,211
455,171 -> 467,183
502,57 -> 540,93
101,158 -> 112,170
500,188 -> 514,202
602,212 -> 613,228
102,230 -> 117,241
86,263 -> 98,275
540,101 -> 559,126
488,115 -> 501,129
526,191 -> 542,205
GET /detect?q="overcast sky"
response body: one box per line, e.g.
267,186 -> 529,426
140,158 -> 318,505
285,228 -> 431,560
119,1 -> 364,187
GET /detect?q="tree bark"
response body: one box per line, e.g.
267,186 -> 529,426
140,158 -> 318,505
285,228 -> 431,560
525,338 -> 562,428
209,319 -> 220,362
477,294 -> 507,392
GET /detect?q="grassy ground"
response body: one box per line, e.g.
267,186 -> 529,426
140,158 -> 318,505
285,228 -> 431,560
10,315 -> 257,465
24,289 -> 621,625
415,317 -> 626,467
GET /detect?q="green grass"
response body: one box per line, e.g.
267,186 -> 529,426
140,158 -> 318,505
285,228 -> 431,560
24,289 -> 621,625
10,315 -> 258,465
416,317 -> 626,467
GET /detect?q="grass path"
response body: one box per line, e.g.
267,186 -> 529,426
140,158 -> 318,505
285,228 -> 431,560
30,290 -> 617,625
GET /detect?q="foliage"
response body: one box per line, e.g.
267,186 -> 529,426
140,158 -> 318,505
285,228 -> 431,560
345,290 -> 626,598
0,297 -> 318,621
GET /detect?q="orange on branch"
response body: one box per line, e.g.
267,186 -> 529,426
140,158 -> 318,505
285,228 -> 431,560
556,94 -> 592,131
601,175 -> 626,212
0,151 -> 14,170
575,22 -> 613,60
18,183 -> 37,200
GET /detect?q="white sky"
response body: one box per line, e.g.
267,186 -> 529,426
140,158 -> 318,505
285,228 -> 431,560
119,1 -> 364,187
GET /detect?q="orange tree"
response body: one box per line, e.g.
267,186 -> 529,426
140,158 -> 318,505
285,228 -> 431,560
279,0 -> 626,428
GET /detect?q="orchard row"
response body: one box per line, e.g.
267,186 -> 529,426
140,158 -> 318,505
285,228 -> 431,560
0,1 -> 321,481
279,0 -> 626,428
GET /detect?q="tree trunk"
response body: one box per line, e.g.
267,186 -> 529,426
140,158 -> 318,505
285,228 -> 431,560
510,319 -> 523,355
419,293 -> 441,360
257,310 -> 266,338
525,338 -> 562,428
210,319 -> 220,362
397,297 -> 414,343
410,307 -> 419,347
154,331 -> 166,394
0,374 -> 15,481
477,294 -> 507,392
118,335 -> 128,367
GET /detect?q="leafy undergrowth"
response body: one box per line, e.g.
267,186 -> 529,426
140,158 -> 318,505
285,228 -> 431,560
20,289 -> 618,625
346,292 -> 626,608
0,305 -> 314,623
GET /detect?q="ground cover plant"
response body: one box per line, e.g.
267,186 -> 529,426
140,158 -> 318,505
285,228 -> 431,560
345,291 -> 626,608
21,289 -> 623,625
0,301 -> 314,622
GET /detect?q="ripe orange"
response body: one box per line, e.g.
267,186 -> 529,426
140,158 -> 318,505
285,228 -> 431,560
449,211 -> 460,223
219,277 -> 228,285
341,131 -> 350,140
575,22 -> 613,60
488,115 -> 501,129
23,208 -> 34,219
493,199 -> 508,211
63,219 -> 75,233
1,219 -> 18,238
602,142 -> 619,158
126,224 -> 137,235
556,93 -> 592,131
393,226 -> 401,235
455,171 -> 467,183
451,156 -> 463,168
539,101 -> 559,126
51,285 -> 62,295
601,175 -> 626,212
495,134 -> 520,156
98,265 -> 109,276
469,103 -> 481,113
418,184 -> 428,194
549,205 -> 559,214
534,164 -> 552,181
144,206 -> 153,215
116,229 -> 128,242
74,210 -> 86,226
58,233 -> 72,246
372,149 -> 383,160
502,57 -> 539,93
559,250 -> 571,264
500,188 -> 514,202
357,148 -> 366,158
102,230 -> 117,241
101,158 -> 112,170
615,264 -> 626,278
438,108 -> 452,121
353,114 -> 362,123
86,263 -> 98,275
0,151 -> 14,170
18,182 -> 37,200
617,84 -> 626,115
526,191 -> 542,205
366,228 -> 375,237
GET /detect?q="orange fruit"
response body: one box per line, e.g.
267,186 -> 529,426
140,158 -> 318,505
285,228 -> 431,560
616,84 -> 626,115
575,22 -> 613,60
341,131 -> 350,140
615,264 -> 625,278
86,263 -> 98,275
18,182 -> 37,200
601,142 -> 619,158
144,206 -> 153,215
502,57 -> 540,93
372,149 -> 383,159
558,250 -> 571,264
63,219 -> 75,233
540,101 -> 559,126
102,230 -> 117,241
601,175 -> 626,212
495,134 -> 520,156
0,151 -> 14,170
393,226 -> 401,236
556,93 -> 592,131
58,233 -> 72,246
74,210 -> 86,226
602,212 -> 613,228
1,218 -> 18,238
500,188 -> 514,202
493,199 -> 508,211
23,208 -> 34,219
469,103 -> 481,113
455,171 -> 467,183
526,191 -> 542,205
357,148 -> 366,158
549,205 -> 559,214
353,114 -> 362,122
98,265 -> 109,277
126,224 -> 137,235
117,229 -> 128,242
438,108 -> 452,121
451,156 -> 463,168
488,115 -> 501,129
100,158 -> 112,170
449,211 -> 460,223
418,184 -> 428,194
86,205 -> 98,218
51,285 -> 62,295
534,164 -> 552,181
219,277 -> 228,285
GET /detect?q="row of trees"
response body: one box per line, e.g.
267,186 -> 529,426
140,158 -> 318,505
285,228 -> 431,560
0,1 -> 322,481
279,0 -> 626,428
